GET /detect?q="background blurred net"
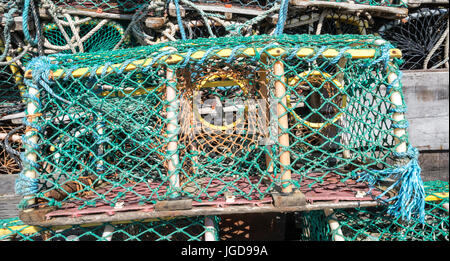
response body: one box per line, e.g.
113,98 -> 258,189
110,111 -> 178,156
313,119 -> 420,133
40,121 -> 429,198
284,9 -> 370,35
379,8 -> 449,70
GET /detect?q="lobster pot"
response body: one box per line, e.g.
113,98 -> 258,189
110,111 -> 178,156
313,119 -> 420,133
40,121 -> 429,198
21,34 -> 408,212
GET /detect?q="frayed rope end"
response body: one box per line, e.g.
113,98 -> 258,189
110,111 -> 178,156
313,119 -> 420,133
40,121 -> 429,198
357,146 -> 426,224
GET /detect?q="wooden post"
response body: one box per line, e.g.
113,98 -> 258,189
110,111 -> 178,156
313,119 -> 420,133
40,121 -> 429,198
96,115 -> 105,175
259,55 -> 274,175
274,61 -> 292,194
387,65 -> 407,156
101,224 -> 115,241
336,58 -> 351,159
372,39 -> 407,159
23,80 -> 40,211
204,217 -> 217,241
324,208 -> 345,241
166,67 -> 180,196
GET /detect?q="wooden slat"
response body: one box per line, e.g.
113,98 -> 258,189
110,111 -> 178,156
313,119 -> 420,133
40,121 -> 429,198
403,70 -> 449,151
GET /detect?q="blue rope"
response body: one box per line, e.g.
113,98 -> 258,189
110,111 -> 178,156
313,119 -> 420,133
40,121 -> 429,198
329,47 -> 351,64
366,43 -> 394,69
357,146 -> 426,223
392,120 -> 409,129
22,0 -> 41,46
226,45 -> 246,63
25,57 -> 71,104
0,5 -> 18,62
197,46 -> 221,64
274,0 -> 289,35
173,0 -> 187,40
388,104 -> 408,113
15,172 -> 39,196
387,70 -> 403,93
306,46 -> 327,63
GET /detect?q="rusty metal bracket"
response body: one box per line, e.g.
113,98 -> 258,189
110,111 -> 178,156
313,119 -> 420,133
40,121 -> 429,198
155,199 -> 193,211
19,207 -> 57,224
272,190 -> 306,207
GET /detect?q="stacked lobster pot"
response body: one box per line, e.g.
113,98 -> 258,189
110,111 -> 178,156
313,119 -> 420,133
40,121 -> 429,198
0,0 -> 447,241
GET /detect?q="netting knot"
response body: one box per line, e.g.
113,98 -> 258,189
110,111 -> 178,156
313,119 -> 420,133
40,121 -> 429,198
25,56 -> 71,104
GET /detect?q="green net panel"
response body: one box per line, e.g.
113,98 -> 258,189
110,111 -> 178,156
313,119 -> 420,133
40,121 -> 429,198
284,10 -> 370,35
17,34 -> 424,224
42,19 -> 130,54
0,63 -> 23,110
1,37 -> 24,110
299,180 -> 448,241
0,216 -> 220,241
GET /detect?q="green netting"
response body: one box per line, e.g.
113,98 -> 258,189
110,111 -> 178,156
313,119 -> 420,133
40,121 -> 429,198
0,216 -> 220,241
299,180 -> 448,241
15,34 -> 425,224
0,37 -> 24,110
0,63 -> 22,109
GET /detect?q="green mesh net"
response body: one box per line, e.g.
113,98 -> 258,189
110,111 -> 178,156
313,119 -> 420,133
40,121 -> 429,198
2,181 -> 446,241
0,215 -> 220,241
42,19 -> 130,54
299,180 -> 448,241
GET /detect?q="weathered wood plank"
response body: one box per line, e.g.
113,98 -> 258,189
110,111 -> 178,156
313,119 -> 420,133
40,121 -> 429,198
408,0 -> 449,8
0,196 -> 20,220
419,151 -> 449,181
402,70 -> 449,151
290,0 -> 408,19
20,200 -> 381,227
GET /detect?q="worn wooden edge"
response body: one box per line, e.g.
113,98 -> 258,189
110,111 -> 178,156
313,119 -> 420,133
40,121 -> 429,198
155,199 -> 193,211
290,0 -> 409,19
18,200 -> 383,227
408,0 -> 449,8
0,8 -> 167,31
272,190 -> 307,207
167,2 -> 278,19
